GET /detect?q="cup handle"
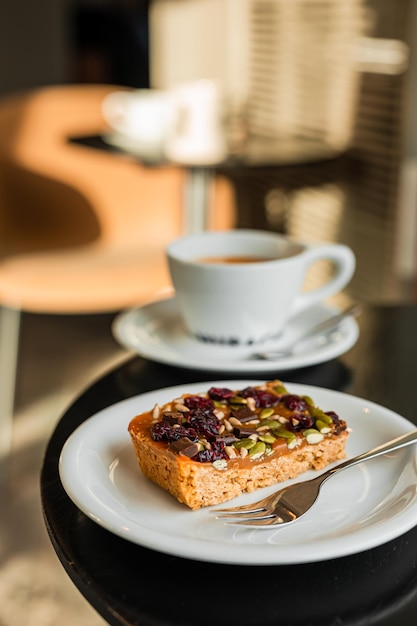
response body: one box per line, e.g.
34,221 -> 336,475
292,244 -> 356,314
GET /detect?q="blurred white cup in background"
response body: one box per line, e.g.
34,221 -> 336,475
102,89 -> 173,160
165,79 -> 227,165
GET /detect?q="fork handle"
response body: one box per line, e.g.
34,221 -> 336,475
324,427 -> 417,479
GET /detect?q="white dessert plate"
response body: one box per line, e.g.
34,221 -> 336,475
112,298 -> 359,373
59,380 -> 417,565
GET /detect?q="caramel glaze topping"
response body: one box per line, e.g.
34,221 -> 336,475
128,380 -> 347,468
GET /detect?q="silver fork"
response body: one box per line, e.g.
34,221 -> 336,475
210,428 -> 417,527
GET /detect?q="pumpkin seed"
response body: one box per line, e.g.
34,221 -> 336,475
273,428 -> 297,448
234,438 -> 256,450
315,419 -> 331,433
256,419 -> 281,431
229,396 -> 247,405
303,428 -> 324,444
302,395 -> 314,407
258,433 -> 276,444
249,441 -> 266,458
273,428 -> 294,439
310,406 -> 333,423
273,383 -> 288,395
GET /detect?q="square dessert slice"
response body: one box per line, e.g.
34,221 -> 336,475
128,380 -> 349,510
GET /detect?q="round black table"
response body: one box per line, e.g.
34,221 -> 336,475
40,303 -> 417,626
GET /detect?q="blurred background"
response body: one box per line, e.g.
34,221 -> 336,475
1,0 -> 416,302
0,1 -> 417,624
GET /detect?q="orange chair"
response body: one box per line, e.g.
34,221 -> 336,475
0,84 -> 236,473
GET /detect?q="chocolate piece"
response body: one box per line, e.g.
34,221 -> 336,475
217,434 -> 238,445
231,406 -> 257,422
162,411 -> 183,426
168,437 -> 200,458
233,426 -> 256,438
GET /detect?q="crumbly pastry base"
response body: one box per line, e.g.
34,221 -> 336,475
129,429 -> 349,510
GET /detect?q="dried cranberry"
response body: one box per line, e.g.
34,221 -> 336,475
326,411 -> 346,434
150,422 -> 172,441
151,422 -> 198,443
238,386 -> 257,399
280,394 -> 308,412
188,414 -> 220,439
239,387 -> 279,408
183,395 -> 214,411
286,412 -> 314,432
170,426 -> 198,442
326,410 -> 341,425
208,387 -> 234,401
256,391 -> 280,407
194,440 -> 227,463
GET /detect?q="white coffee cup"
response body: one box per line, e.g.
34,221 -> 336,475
166,230 -> 356,345
102,89 -> 173,159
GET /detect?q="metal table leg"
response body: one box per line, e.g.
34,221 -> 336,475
183,167 -> 214,233
0,306 -> 21,483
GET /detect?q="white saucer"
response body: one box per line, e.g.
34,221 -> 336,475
112,297 -> 359,373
